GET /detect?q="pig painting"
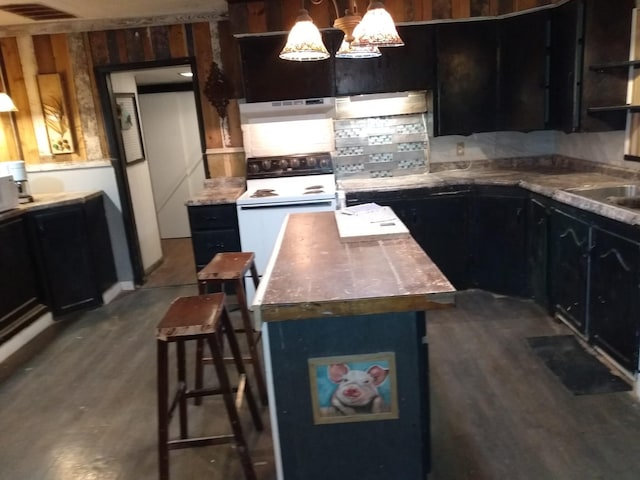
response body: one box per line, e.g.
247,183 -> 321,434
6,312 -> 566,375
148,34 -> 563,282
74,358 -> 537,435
309,352 -> 398,424
325,363 -> 390,416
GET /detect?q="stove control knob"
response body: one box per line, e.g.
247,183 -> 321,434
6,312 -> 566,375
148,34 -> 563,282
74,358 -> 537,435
248,163 -> 260,174
319,157 -> 330,168
307,157 -> 317,167
290,158 -> 300,168
262,160 -> 272,170
279,159 -> 289,170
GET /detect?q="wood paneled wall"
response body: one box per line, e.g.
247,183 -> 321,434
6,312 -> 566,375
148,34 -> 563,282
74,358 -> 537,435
0,0 -> 560,167
227,0 -> 558,33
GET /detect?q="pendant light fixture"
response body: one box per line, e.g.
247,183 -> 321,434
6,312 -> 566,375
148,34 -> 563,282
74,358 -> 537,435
352,1 -> 404,48
279,0 -> 401,61
279,8 -> 330,61
336,22 -> 381,58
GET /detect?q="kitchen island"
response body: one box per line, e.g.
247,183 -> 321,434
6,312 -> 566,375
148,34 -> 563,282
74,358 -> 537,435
253,211 -> 455,480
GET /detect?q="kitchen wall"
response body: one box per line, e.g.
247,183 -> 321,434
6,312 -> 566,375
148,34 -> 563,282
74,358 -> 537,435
110,71 -> 162,274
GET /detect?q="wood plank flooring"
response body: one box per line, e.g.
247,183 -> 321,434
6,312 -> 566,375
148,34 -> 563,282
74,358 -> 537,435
1,283 -> 640,479
142,238 -> 198,289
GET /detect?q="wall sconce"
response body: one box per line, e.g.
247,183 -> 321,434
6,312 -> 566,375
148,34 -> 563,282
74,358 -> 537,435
280,1 -> 400,61
0,92 -> 23,162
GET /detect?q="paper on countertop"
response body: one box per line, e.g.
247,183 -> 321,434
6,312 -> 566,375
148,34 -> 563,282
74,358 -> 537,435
339,202 -> 398,223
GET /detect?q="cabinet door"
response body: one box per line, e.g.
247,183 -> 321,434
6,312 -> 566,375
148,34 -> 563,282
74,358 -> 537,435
413,191 -> 471,290
0,217 -> 41,341
334,24 -> 435,96
435,20 -> 498,135
29,205 -> 101,316
238,33 -> 334,102
191,229 -> 242,270
471,190 -> 528,297
580,0 -> 634,132
499,9 -> 549,131
188,204 -> 241,271
528,198 -> 549,308
84,195 -> 117,293
548,0 -> 583,132
590,227 -> 640,372
548,207 -> 590,334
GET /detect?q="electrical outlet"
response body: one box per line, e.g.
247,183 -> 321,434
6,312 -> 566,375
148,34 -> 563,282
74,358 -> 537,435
456,142 -> 465,156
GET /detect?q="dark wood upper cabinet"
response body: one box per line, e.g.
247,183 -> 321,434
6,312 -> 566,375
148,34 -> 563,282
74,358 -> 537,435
581,0 -> 634,132
548,0 -> 584,133
498,9 -> 550,132
435,20 -> 499,136
333,24 -> 436,97
237,32 -> 335,102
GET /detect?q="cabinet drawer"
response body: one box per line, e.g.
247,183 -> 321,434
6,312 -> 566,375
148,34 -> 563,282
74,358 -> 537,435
188,204 -> 238,231
191,229 -> 241,266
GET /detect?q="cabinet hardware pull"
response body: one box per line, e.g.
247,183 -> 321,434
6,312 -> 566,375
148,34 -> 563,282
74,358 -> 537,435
560,228 -> 586,247
599,248 -> 632,272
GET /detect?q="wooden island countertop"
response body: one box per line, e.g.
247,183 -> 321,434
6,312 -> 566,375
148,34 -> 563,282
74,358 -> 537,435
254,210 -> 456,322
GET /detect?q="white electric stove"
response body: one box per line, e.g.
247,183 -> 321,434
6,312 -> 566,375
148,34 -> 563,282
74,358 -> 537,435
236,152 -> 337,304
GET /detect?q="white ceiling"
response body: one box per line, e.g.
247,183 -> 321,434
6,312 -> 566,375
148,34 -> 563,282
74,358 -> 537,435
134,65 -> 193,85
0,0 -> 228,27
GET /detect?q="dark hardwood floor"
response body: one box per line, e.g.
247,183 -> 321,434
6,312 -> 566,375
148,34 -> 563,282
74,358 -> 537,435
1,251 -> 639,479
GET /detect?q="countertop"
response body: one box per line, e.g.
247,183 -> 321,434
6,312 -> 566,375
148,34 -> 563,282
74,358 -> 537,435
254,211 -> 456,322
0,191 -> 102,222
338,159 -> 640,227
184,177 -> 245,206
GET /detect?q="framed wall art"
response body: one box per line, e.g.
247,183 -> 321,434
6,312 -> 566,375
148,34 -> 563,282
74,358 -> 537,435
115,93 -> 145,165
308,352 -> 398,425
37,73 -> 75,154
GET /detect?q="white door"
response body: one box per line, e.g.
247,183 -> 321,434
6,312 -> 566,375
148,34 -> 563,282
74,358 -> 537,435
138,91 -> 205,238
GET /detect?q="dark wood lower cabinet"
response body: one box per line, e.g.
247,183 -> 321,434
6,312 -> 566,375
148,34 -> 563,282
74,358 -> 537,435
349,185 -> 640,374
0,216 -> 46,343
590,226 -> 640,371
26,195 -> 117,317
547,206 -> 590,335
470,188 -> 528,297
528,197 -> 549,308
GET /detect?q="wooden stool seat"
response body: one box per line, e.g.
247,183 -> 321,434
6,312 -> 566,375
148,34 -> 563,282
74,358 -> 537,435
196,252 -> 268,406
197,251 -> 257,282
156,293 -> 263,480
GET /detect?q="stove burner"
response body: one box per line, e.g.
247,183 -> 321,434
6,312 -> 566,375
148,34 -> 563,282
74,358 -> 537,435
305,185 -> 323,190
251,189 -> 278,198
304,189 -> 325,194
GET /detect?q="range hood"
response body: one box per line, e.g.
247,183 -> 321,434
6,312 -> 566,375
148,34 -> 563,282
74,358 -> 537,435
335,90 -> 428,119
239,97 -> 336,123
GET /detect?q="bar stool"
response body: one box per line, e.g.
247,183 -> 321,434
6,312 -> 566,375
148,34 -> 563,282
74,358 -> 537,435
156,293 -> 263,480
195,252 -> 268,406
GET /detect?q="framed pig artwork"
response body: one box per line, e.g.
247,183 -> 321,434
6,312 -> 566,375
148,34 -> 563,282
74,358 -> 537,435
308,352 -> 399,425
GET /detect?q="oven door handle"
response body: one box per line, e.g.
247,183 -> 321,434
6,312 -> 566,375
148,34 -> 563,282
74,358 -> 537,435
238,201 -> 335,211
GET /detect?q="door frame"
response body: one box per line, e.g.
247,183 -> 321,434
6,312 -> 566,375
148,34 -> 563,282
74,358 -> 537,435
94,57 -> 208,285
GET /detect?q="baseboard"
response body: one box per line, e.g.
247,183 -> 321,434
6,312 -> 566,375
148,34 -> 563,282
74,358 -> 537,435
0,312 -> 54,365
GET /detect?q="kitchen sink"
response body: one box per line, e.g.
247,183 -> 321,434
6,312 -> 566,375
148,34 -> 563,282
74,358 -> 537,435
564,184 -> 640,210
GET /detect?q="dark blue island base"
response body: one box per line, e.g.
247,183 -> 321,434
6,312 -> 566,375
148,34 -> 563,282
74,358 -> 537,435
266,311 -> 429,479
254,211 -> 455,479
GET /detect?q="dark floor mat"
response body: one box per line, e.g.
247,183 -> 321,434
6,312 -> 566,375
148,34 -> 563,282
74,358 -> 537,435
527,335 -> 632,395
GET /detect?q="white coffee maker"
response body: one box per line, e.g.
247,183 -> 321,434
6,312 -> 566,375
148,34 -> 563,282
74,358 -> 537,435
0,160 -> 33,203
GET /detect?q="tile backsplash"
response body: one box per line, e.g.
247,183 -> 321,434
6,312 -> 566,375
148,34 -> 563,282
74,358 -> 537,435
333,113 -> 429,179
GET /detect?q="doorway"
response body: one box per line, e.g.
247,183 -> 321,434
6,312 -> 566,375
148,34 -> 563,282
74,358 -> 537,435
95,59 -> 207,285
